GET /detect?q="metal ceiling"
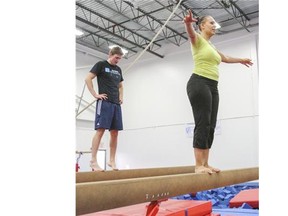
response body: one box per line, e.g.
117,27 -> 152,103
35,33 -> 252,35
76,0 -> 259,59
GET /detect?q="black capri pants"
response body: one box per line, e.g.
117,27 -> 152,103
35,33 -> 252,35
186,73 -> 219,149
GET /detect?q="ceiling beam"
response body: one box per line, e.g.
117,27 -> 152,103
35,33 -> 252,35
216,0 -> 250,32
76,16 -> 164,58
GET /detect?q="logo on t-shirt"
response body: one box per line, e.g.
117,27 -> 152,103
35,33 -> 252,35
104,67 -> 120,76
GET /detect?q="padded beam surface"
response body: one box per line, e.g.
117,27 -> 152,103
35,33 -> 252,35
76,167 -> 259,215
76,166 -> 195,183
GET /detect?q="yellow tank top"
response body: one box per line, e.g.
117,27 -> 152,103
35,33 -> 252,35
191,33 -> 221,81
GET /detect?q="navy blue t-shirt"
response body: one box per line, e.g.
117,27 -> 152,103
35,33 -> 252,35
90,60 -> 123,104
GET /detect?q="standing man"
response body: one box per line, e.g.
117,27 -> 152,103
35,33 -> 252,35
85,46 -> 124,171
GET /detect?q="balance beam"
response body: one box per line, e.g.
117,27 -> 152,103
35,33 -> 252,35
76,165 -> 195,183
76,167 -> 258,215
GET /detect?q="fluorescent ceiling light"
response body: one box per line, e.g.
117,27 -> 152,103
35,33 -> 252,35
215,22 -> 221,29
109,45 -> 128,55
76,29 -> 84,36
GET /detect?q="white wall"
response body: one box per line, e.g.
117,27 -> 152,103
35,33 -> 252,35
76,29 -> 259,171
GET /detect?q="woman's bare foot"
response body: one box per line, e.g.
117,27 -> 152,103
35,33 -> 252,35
206,165 -> 221,173
90,160 -> 104,172
195,165 -> 213,174
107,162 -> 119,171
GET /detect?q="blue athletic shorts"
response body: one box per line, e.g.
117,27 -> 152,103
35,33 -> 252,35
94,100 -> 123,131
